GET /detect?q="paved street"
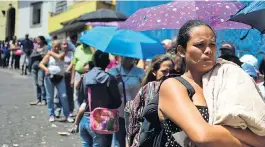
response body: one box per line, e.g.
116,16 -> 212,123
0,69 -> 81,147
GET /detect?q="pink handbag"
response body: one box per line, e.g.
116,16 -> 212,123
88,88 -> 119,134
15,50 -> 23,55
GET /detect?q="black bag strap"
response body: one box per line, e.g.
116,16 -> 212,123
105,74 -> 119,108
175,77 -> 195,100
115,67 -> 127,105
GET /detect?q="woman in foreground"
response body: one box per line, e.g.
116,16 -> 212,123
158,20 -> 265,147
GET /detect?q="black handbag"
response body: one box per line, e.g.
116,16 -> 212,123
49,75 -> 63,84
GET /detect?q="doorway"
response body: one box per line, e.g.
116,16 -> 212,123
6,6 -> 16,41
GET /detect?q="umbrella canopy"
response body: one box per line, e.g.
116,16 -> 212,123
79,27 -> 165,59
85,21 -> 120,27
80,26 -> 118,50
118,1 -> 250,31
77,9 -> 127,22
230,1 -> 265,33
50,22 -> 86,35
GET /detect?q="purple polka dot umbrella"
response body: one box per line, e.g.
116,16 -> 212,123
118,1 -> 250,31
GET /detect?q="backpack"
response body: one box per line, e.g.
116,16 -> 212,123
124,80 -> 163,147
87,88 -> 120,134
139,76 -> 195,147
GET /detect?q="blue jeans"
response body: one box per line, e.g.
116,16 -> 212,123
113,117 -> 126,147
79,116 -> 113,147
74,72 -> 81,110
32,68 -> 46,101
44,77 -> 69,117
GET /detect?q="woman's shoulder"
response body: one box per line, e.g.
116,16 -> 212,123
160,77 -> 189,95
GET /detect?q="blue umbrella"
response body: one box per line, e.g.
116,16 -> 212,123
80,26 -> 165,59
230,1 -> 265,33
80,26 -> 117,51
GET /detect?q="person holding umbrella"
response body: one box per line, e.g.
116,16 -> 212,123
108,57 -> 145,147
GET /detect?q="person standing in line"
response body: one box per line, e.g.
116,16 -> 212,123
71,43 -> 95,110
39,40 -> 74,122
108,57 -> 145,147
219,42 -> 236,56
0,40 -> 3,66
52,40 -> 75,117
69,50 -> 121,147
13,40 -> 22,70
68,33 -> 78,52
9,40 -> 16,69
21,34 -> 34,75
29,36 -> 48,106
158,19 -> 264,147
1,43 -> 10,68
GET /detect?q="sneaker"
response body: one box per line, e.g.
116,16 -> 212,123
49,116 -> 55,122
69,113 -> 73,117
67,117 -> 74,123
40,101 -> 47,106
30,100 -> 41,106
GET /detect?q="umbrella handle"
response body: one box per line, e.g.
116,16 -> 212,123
240,29 -> 250,40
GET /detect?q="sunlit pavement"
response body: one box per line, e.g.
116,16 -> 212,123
0,69 -> 81,147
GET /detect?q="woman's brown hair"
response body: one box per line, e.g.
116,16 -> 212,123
141,55 -> 173,86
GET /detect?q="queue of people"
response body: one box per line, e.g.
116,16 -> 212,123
1,19 -> 265,147
0,37 -> 23,69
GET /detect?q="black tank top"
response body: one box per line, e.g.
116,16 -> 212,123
161,106 -> 209,147
161,77 -> 209,147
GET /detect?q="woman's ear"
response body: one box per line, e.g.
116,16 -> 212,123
152,71 -> 156,77
177,45 -> 185,58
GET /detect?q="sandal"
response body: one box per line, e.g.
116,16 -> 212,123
30,100 -> 41,105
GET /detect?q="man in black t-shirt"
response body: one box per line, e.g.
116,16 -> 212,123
21,34 -> 33,75
220,43 -> 236,56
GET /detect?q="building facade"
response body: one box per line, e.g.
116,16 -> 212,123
0,1 -> 19,41
17,1 -> 51,39
48,1 -> 115,39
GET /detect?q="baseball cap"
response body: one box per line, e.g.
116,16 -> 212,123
241,62 -> 258,78
240,54 -> 258,70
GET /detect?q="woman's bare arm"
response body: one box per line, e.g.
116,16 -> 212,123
48,50 -> 66,60
224,126 -> 265,147
71,64 -> 75,87
137,59 -> 145,69
39,55 -> 49,73
66,62 -> 73,73
159,78 -> 244,147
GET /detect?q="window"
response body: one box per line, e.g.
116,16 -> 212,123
31,2 -> 42,26
55,1 -> 67,14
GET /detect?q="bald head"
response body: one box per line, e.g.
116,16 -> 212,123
220,43 -> 235,56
